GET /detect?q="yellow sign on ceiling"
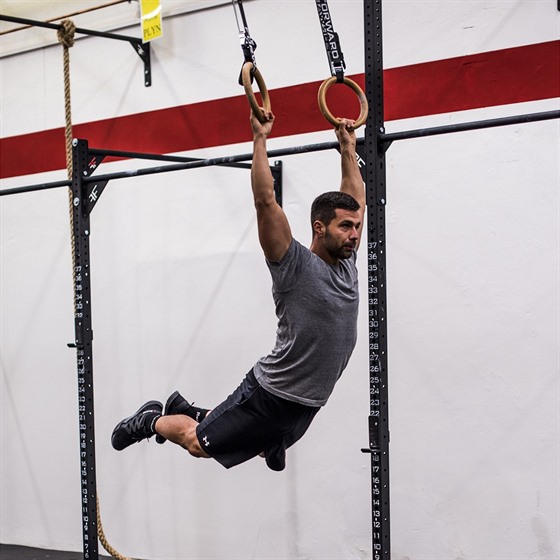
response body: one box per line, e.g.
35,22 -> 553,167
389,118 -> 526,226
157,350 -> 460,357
140,0 -> 163,43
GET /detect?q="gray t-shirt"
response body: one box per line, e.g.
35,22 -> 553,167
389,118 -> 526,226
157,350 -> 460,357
253,238 -> 359,407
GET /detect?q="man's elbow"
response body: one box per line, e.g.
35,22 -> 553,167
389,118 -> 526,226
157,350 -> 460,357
253,193 -> 278,211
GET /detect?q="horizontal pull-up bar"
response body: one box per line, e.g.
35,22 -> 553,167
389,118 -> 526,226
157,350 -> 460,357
88,147 -> 251,169
0,143 -> 284,196
72,108 -> 560,184
0,14 -> 141,44
379,109 -> 560,150
0,137 -> 343,196
1,178 -> 72,196
1,109 -> 557,197
82,138 -> 349,184
0,138 -> 351,196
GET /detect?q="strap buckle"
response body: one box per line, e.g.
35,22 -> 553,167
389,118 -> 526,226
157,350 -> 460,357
333,61 -> 346,83
329,31 -> 346,82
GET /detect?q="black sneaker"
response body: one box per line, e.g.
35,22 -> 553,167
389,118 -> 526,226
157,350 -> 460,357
155,391 -> 193,444
111,400 -> 163,451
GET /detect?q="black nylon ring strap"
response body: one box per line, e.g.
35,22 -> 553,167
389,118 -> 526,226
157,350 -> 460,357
313,0 -> 368,129
232,0 -> 271,123
232,0 -> 257,82
314,0 -> 346,82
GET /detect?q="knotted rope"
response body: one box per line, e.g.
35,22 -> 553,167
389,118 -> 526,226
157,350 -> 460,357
57,19 -> 77,304
57,19 -> 75,181
57,19 -> 132,560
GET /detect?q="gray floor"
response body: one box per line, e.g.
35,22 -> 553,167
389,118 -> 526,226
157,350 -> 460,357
0,545 -> 113,560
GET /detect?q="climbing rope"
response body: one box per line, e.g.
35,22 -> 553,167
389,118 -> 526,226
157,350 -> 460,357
57,19 -> 77,304
57,20 -> 131,560
57,19 -> 75,175
96,497 -> 132,560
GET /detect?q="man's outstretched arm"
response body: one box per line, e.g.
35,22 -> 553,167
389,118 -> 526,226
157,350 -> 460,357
336,119 -> 365,249
250,110 -> 292,262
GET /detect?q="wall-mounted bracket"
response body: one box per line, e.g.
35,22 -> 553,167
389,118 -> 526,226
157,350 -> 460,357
354,143 -> 367,183
378,127 -> 393,155
0,14 -> 152,87
130,39 -> 151,87
73,141 -> 108,217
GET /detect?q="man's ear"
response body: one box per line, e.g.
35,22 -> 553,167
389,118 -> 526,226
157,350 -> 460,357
313,220 -> 325,237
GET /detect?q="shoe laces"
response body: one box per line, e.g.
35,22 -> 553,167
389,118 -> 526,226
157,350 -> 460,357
124,410 -> 156,436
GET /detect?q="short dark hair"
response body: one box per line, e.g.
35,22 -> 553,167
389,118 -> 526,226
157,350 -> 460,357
310,191 -> 360,227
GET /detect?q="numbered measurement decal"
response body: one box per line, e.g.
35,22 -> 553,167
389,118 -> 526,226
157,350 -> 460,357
74,258 -> 96,559
367,236 -> 386,560
368,239 -> 384,422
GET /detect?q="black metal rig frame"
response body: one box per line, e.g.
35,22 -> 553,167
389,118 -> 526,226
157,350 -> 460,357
0,2 -> 559,559
363,3 -> 390,558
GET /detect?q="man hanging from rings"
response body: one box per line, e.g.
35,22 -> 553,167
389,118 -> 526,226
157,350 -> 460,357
111,109 -> 364,471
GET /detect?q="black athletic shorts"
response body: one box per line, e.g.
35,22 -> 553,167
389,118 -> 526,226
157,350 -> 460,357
195,369 -> 320,471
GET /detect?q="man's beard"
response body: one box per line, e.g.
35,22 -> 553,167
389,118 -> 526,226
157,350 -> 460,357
325,229 -> 354,260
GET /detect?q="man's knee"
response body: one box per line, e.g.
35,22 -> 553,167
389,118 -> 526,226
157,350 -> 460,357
187,443 -> 209,458
179,423 -> 210,458
184,430 -> 208,458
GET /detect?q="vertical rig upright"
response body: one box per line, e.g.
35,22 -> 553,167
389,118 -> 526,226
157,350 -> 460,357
363,1 -> 391,559
71,138 -> 99,560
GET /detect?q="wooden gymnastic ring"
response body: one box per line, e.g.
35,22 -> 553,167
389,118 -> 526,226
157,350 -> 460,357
241,62 -> 271,123
317,76 -> 368,130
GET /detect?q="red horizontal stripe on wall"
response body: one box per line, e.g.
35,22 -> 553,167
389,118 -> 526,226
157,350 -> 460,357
1,41 -> 558,179
384,40 -> 559,120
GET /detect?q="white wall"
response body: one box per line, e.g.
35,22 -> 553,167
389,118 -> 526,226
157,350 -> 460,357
1,1 -> 558,559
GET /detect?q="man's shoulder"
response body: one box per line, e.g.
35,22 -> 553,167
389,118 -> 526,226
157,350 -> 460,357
268,238 -> 310,265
